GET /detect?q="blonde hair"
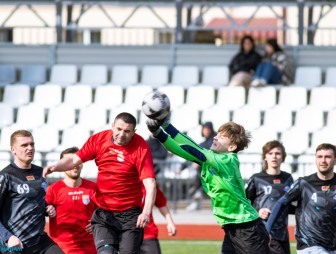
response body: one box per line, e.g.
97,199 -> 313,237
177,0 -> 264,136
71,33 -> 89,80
217,122 -> 251,153
10,130 -> 33,146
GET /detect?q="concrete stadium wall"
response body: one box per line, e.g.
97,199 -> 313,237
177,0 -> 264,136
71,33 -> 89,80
0,43 -> 335,72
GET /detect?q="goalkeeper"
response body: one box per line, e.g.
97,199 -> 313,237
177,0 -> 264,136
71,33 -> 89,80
146,117 -> 270,254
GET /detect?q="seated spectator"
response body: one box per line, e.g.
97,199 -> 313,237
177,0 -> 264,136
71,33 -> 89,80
251,38 -> 293,87
228,35 -> 262,88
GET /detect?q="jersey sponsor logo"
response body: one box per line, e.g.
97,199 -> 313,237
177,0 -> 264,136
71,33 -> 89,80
26,175 -> 35,181
322,185 -> 330,191
273,179 -> 281,184
82,194 -> 90,205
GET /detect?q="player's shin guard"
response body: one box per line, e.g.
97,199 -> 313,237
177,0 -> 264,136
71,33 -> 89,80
97,244 -> 119,254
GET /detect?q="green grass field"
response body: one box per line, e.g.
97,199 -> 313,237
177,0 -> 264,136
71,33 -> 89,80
160,240 -> 297,254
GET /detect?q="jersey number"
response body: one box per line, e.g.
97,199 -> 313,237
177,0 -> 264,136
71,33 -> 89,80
311,193 -> 317,202
17,184 -> 30,194
263,186 -> 272,195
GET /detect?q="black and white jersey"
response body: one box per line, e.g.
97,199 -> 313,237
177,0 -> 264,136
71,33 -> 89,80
0,163 -> 47,247
246,170 -> 293,241
285,173 -> 336,251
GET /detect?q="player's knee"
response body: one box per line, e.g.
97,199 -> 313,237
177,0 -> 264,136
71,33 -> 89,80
97,244 -> 119,254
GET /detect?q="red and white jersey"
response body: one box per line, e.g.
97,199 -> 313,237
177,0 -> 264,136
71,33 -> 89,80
142,185 -> 167,240
77,130 -> 155,212
46,179 -> 97,254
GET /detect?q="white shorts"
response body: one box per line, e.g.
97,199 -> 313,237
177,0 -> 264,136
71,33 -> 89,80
297,246 -> 336,254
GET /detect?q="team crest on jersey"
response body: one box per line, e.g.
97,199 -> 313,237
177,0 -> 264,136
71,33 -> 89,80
109,148 -> 125,162
273,179 -> 281,184
26,175 -> 35,181
322,186 -> 330,191
82,195 -> 90,205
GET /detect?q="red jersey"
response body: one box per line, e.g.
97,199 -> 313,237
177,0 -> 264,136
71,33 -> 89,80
142,185 -> 167,240
76,130 -> 155,212
45,179 -> 97,254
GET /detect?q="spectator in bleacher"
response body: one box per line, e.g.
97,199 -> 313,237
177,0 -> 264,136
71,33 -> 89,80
251,38 -> 293,87
244,140 -> 294,254
141,184 -> 176,254
186,121 -> 217,211
0,130 -> 64,254
46,147 -> 97,254
266,143 -> 336,254
43,112 -> 156,254
228,35 -> 262,88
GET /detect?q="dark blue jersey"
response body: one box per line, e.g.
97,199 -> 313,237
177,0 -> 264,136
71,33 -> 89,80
266,173 -> 336,251
0,163 -> 48,247
246,170 -> 293,241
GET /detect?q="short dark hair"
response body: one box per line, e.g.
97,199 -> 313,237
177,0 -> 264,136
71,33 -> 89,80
266,38 -> 282,52
217,122 -> 251,153
316,143 -> 336,157
10,130 -> 33,146
262,140 -> 286,170
60,146 -> 79,159
114,112 -> 137,128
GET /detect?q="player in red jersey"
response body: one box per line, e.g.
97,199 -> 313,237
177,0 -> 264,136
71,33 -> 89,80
141,185 -> 176,254
43,112 -> 156,254
45,147 -> 97,254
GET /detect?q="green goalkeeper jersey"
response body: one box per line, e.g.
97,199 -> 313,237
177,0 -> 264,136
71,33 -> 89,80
155,124 -> 259,226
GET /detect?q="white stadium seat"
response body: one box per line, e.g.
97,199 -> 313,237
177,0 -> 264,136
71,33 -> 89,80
93,85 -> 123,109
32,84 -> 62,109
63,84 -> 93,109
109,65 -> 138,88
324,67 -> 336,86
140,65 -> 169,88
169,65 -> 199,88
185,85 -> 215,110
232,106 -> 261,131
79,64 -> 108,87
246,87 -> 277,110
3,84 -> 30,108
0,104 -> 14,128
277,86 -> 308,111
49,64 -> 78,87
201,105 -> 231,131
201,65 -> 229,88
292,66 -> 322,89
309,86 -> 336,111
46,104 -> 76,131
216,86 -> 246,110
124,85 -> 153,110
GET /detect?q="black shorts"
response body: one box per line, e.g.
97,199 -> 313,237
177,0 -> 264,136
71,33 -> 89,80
91,207 -> 144,254
269,238 -> 290,254
222,218 -> 270,254
140,238 -> 161,254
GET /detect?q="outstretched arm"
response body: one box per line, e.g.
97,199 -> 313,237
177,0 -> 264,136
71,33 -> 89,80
43,153 -> 83,177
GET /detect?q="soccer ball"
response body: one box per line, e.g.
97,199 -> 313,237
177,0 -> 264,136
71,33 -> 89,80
142,91 -> 170,120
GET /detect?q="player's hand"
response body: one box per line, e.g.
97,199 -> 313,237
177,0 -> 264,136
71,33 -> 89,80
167,222 -> 176,236
86,221 -> 93,234
7,235 -> 23,249
258,208 -> 271,220
136,213 -> 150,228
43,165 -> 55,178
146,119 -> 163,133
46,205 -> 56,218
